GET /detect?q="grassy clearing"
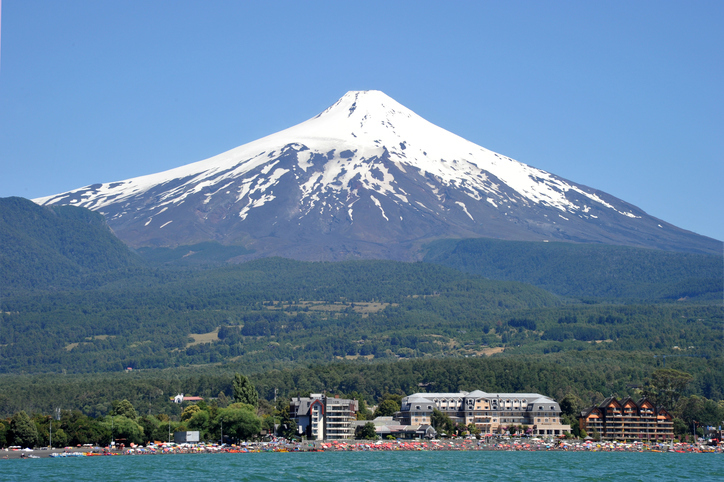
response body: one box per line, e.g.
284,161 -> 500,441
337,354 -> 375,360
265,300 -> 395,315
186,327 -> 220,347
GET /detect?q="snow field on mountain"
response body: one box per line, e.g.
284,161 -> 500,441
35,90 -> 638,223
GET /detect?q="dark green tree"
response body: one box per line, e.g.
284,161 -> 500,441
181,404 -> 202,422
0,421 -> 8,448
261,414 -> 279,435
355,422 -> 378,440
137,416 -> 160,444
216,407 -> 261,442
349,392 -> 373,420
678,395 -> 724,427
61,410 -> 110,446
570,419 -> 581,438
559,396 -> 578,418
430,408 -> 455,435
139,416 -> 172,444
33,415 -> 69,448
111,399 -> 138,420
10,411 -> 39,448
277,404 -> 298,439
106,416 -> 145,445
643,369 -> 693,411
232,373 -> 259,407
188,410 -> 211,434
373,399 -> 400,418
673,418 -> 688,438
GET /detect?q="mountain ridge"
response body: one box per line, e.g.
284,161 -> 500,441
0,197 -> 141,291
34,91 -> 722,257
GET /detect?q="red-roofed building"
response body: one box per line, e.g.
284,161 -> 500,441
172,393 -> 204,403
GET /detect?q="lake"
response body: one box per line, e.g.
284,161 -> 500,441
1,450 -> 719,481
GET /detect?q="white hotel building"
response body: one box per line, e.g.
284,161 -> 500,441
399,390 -> 571,436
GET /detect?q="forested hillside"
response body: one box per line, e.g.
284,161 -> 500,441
424,238 -> 722,300
0,197 -> 141,291
1,256 -> 720,382
0,258 -> 560,373
1,198 -> 721,431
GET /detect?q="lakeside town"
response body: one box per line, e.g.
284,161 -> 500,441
3,378 -> 722,460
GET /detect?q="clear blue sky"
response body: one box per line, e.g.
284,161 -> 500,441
1,0 -> 722,241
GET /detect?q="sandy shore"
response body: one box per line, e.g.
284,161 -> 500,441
3,439 -> 721,459
1,447 -> 121,460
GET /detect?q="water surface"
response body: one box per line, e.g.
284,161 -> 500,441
2,450 -> 719,481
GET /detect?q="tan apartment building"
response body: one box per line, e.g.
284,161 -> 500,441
399,390 -> 571,436
579,396 -> 674,440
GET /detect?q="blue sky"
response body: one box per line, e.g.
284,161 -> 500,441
1,0 -> 722,241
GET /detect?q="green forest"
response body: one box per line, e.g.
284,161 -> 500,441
1,257 -> 720,377
423,237 -> 722,300
0,198 -> 721,446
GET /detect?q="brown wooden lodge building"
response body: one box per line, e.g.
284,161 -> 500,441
579,396 -> 674,441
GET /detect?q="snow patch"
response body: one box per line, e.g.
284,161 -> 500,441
455,201 -> 474,221
370,195 -> 389,221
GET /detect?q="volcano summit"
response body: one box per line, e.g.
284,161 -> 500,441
35,91 -> 720,259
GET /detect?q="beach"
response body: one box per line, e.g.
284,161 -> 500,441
4,438 -> 720,460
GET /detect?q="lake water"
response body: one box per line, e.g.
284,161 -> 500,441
1,451 -> 720,481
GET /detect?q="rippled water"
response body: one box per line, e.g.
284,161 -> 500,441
1,451 -> 719,481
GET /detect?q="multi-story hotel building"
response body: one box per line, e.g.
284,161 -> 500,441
579,396 -> 674,440
399,390 -> 571,436
290,394 -> 359,440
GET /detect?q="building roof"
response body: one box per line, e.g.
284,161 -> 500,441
466,390 -> 488,398
598,396 -> 621,409
290,397 -> 326,416
403,391 -> 558,409
580,406 -> 602,418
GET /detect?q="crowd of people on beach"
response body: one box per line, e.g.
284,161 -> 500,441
4,437 -> 721,459
91,438 -> 724,455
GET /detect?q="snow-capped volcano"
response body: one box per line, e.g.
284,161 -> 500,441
35,90 -> 720,259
